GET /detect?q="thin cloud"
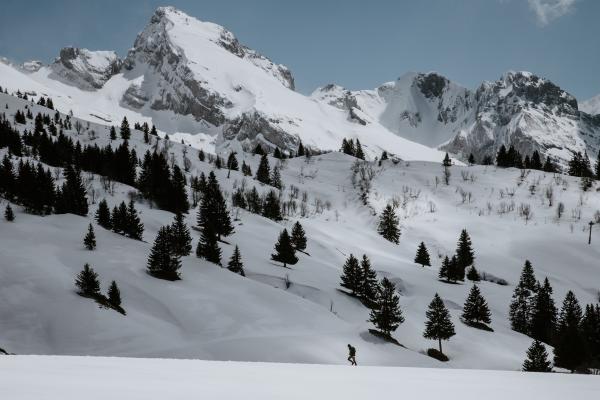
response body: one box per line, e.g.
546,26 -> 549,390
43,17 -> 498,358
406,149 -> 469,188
527,0 -> 578,26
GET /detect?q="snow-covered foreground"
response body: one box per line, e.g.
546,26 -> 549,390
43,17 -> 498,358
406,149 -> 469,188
1,356 -> 598,400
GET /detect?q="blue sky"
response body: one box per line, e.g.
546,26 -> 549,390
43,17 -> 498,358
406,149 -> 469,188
1,0 -> 598,99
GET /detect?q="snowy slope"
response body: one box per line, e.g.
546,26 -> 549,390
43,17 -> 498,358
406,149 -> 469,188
3,356 -> 600,400
1,93 -> 600,371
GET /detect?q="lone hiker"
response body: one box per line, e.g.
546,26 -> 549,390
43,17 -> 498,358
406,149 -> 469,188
347,344 -> 357,366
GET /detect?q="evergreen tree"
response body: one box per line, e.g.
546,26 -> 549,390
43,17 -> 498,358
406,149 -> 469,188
369,277 -> 404,336
414,242 -> 431,267
439,256 -> 451,282
522,340 -> 552,372
197,172 -> 233,240
461,285 -> 491,326
466,265 -> 480,282
4,204 -> 14,221
340,254 -> 362,295
377,204 -> 400,244
554,290 -> 586,372
227,245 -> 245,276
454,229 -> 474,280
355,139 -> 365,160
468,153 -> 475,165
55,164 -> 88,216
360,254 -> 379,303
241,161 -> 252,176
273,147 -> 283,159
530,151 -> 543,170
75,263 -> 101,296
196,222 -> 222,265
423,293 -> 456,354
255,154 -> 271,184
581,304 -> 600,367
147,226 -> 181,280
509,284 -> 532,334
517,260 -> 538,293
297,141 -> 305,157
227,152 -> 239,171
83,223 -> 96,250
245,187 -> 262,213
169,165 -> 189,214
271,229 -> 298,268
262,190 -> 282,221
107,280 -> 122,308
126,200 -> 144,240
120,117 -> 130,140
198,148 -> 205,162
253,144 -> 265,156
290,221 -> 307,252
169,212 -> 192,257
271,165 -> 282,190
528,277 -> 557,344
442,152 -> 452,167
109,126 -> 117,140
95,199 -> 112,229
543,156 -> 557,173
496,145 -> 508,167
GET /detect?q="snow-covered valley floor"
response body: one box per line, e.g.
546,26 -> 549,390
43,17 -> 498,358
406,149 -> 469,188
1,356 -> 598,400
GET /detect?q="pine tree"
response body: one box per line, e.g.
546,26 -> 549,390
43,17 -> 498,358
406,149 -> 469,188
581,304 -> 600,367
360,254 -> 379,303
290,221 -> 307,252
95,199 -> 112,229
454,229 -> 474,280
198,148 -> 205,162
423,293 -> 456,354
271,229 -> 298,268
442,152 -> 452,167
125,200 -> 144,240
196,222 -> 222,265
169,165 -> 189,214
75,263 -> 101,296
147,226 -> 181,280
466,265 -> 480,282
509,286 -> 531,334
377,204 -> 400,244
439,256 -> 451,282
522,340 -> 552,372
107,280 -> 122,308
197,172 -> 233,240
169,212 -> 192,256
55,164 -> 88,216
255,154 -> 271,185
461,285 -> 491,326
262,190 -> 282,221
4,204 -> 14,221
227,245 -> 245,276
414,242 -> 431,267
120,117 -> 130,140
554,290 -> 586,372
468,153 -> 475,165
83,223 -> 96,250
227,152 -> 239,171
369,277 -> 404,336
595,149 -> 600,180
271,165 -> 282,190
340,254 -> 362,295
355,139 -> 365,160
297,141 -> 305,157
528,277 -> 557,344
517,260 -> 538,293
241,161 -> 252,176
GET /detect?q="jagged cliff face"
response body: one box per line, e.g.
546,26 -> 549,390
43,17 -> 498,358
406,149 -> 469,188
313,71 -> 600,167
441,72 -> 600,166
48,47 -> 122,90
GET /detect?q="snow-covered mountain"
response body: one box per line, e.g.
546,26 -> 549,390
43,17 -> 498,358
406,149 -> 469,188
313,71 -> 600,167
0,7 -> 446,163
581,94 -> 600,116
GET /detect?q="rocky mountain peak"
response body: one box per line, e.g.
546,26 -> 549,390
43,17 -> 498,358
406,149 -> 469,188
49,47 -> 122,90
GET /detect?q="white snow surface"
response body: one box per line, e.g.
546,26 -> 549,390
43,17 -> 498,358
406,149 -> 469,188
581,94 -> 600,115
1,84 -> 600,370
2,356 -> 599,400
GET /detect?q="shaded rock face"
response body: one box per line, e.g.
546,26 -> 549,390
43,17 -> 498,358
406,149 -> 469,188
122,8 -> 229,126
222,111 -> 299,152
442,71 -> 599,167
49,47 -> 122,90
